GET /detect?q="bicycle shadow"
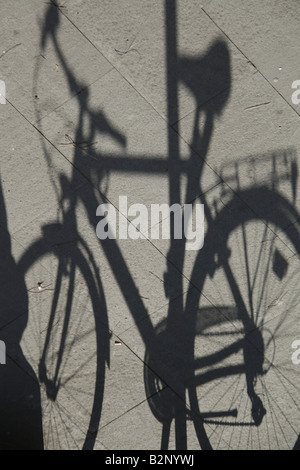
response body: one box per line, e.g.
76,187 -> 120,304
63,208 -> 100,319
0,178 -> 43,449
17,0 -> 300,450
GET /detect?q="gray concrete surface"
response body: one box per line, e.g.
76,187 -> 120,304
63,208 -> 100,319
0,0 -> 300,450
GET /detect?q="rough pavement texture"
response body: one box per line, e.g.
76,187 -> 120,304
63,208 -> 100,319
0,0 -> 300,450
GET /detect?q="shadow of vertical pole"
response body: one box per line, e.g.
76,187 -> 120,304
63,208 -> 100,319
161,421 -> 171,450
164,0 -> 187,450
164,0 -> 213,450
